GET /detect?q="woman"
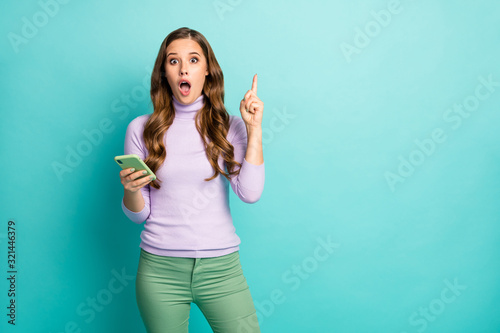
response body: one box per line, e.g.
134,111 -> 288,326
118,27 -> 264,333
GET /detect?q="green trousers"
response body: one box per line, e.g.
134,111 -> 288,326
135,248 -> 261,333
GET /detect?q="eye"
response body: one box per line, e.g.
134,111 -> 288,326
169,59 -> 178,65
190,57 -> 198,63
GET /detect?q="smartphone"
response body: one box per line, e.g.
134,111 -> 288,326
114,154 -> 157,181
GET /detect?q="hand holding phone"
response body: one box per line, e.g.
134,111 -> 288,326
115,154 -> 157,193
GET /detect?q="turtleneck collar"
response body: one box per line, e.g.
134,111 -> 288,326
172,94 -> 205,120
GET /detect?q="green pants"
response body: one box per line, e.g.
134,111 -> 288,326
135,248 -> 261,333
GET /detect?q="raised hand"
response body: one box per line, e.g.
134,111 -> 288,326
240,74 -> 263,129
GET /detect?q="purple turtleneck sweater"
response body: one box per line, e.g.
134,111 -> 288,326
120,94 -> 265,258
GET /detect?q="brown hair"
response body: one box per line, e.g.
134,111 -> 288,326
144,27 -> 241,190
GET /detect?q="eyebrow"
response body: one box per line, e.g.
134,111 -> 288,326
166,52 -> 201,57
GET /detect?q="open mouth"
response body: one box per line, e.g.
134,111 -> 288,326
179,80 -> 191,96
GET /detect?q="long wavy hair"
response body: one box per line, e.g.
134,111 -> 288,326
144,27 -> 241,190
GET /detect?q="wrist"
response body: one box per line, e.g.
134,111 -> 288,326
124,188 -> 142,196
246,124 -> 262,134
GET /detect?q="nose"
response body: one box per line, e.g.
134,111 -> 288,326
180,62 -> 188,75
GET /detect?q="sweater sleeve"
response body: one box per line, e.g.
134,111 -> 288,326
120,117 -> 151,224
228,116 -> 265,203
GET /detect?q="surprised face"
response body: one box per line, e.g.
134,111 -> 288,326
165,38 -> 209,105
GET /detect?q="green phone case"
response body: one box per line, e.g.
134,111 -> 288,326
114,154 -> 157,181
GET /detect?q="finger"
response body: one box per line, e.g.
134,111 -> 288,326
241,98 -> 249,111
132,170 -> 150,180
120,168 -> 134,177
247,103 -> 255,113
245,101 -> 257,113
245,96 -> 257,111
250,102 -> 260,113
242,96 -> 251,110
244,89 -> 254,102
251,74 -> 257,94
140,176 -> 153,185
124,172 -> 138,185
128,177 -> 148,189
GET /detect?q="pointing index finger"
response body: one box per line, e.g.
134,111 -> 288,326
251,74 -> 258,94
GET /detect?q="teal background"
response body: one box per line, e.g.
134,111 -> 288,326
1,0 -> 499,332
